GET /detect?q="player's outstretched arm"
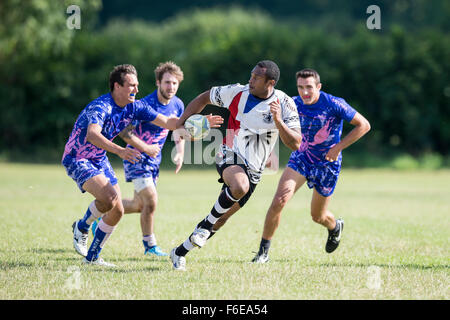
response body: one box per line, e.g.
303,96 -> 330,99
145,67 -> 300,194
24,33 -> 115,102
86,123 -> 141,163
176,91 -> 212,128
151,114 -> 179,131
325,112 -> 371,162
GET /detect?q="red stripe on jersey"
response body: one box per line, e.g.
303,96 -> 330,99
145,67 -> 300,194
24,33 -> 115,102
224,91 -> 242,147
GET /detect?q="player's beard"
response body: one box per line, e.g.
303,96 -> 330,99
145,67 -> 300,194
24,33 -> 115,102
159,88 -> 173,101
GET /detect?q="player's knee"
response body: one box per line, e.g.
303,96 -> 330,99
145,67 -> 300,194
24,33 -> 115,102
98,191 -> 119,212
272,192 -> 291,210
311,213 -> 326,225
142,201 -> 156,216
229,181 -> 249,200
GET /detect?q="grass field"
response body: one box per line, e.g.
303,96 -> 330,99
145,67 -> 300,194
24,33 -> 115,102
0,163 -> 448,300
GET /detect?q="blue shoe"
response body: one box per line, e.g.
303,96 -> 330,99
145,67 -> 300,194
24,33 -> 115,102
145,245 -> 168,256
91,217 -> 101,237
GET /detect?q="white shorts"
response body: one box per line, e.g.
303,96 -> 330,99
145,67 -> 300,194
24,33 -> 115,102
132,177 -> 155,193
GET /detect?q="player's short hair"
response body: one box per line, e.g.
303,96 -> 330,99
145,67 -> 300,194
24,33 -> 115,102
256,60 -> 280,85
109,64 -> 138,92
296,68 -> 321,84
154,61 -> 184,83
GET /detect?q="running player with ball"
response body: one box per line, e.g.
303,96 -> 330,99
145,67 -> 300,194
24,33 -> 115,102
170,60 -> 302,271
214,68 -> 371,263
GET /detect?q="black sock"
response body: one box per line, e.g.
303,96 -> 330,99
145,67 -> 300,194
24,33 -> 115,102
207,230 -> 216,240
199,187 -> 238,231
175,244 -> 189,257
259,238 -> 271,255
198,218 -> 214,231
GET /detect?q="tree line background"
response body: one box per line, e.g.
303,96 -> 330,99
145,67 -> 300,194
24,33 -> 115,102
0,0 -> 449,169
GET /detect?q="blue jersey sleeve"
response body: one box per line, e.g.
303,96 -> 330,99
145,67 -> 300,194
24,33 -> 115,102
177,99 -> 185,117
134,99 -> 158,122
85,104 -> 107,127
329,96 -> 357,122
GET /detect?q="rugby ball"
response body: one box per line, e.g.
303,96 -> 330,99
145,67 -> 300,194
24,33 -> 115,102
184,114 -> 210,141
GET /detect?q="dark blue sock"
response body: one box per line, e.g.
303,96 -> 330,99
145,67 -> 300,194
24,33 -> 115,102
85,227 -> 107,261
259,238 -> 271,255
77,207 -> 93,233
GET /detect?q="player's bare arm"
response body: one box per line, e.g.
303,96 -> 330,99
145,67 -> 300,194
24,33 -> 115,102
86,123 -> 141,163
151,114 -> 179,131
175,91 -> 212,127
174,90 -> 224,140
118,124 -> 161,158
269,100 -> 302,150
172,129 -> 185,174
325,112 -> 371,162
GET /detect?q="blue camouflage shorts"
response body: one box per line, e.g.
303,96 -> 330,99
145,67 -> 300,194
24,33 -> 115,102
62,156 -> 118,193
287,153 -> 341,197
123,158 -> 159,184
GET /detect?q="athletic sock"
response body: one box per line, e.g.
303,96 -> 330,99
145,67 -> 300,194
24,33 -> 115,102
85,219 -> 116,261
199,187 -> 238,231
143,234 -> 157,249
330,220 -> 340,233
175,188 -> 239,258
175,237 -> 195,257
174,224 -> 216,257
258,238 -> 271,255
208,230 -> 216,240
77,201 -> 103,233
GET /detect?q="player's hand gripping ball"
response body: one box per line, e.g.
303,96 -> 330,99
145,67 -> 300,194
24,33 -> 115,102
184,114 -> 210,141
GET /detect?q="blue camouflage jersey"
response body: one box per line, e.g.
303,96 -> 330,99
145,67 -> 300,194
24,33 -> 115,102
62,93 -> 158,164
123,90 -> 184,182
287,91 -> 357,196
291,91 -> 356,167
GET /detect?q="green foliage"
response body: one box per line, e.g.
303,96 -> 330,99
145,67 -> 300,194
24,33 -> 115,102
391,154 -> 421,170
419,153 -> 444,170
98,0 -> 450,33
0,0 -> 102,153
0,4 -> 449,167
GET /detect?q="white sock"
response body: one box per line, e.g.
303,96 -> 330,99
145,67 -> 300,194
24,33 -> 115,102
143,234 -> 157,247
86,201 -> 104,225
182,238 -> 195,251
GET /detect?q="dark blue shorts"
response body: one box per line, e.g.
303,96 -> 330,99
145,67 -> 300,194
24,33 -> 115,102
287,152 -> 341,197
62,156 -> 118,193
123,159 -> 159,184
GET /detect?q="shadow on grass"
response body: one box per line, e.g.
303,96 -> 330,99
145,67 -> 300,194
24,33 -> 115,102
0,261 -> 34,270
20,247 -> 169,272
14,248 -> 450,272
28,248 -> 73,254
79,266 -> 163,273
197,256 -> 449,271
116,256 -> 170,263
314,262 -> 450,270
